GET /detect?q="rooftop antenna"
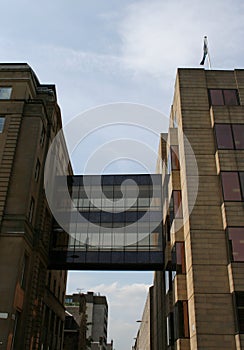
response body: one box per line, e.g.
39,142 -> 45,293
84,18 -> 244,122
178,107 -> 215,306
200,36 -> 212,69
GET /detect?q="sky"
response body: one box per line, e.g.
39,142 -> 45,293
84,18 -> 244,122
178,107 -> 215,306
1,0 -> 244,349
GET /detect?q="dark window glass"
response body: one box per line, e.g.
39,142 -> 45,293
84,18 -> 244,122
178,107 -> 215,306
228,227 -> 244,261
235,292 -> 244,333
172,242 -> 186,274
11,311 -> 21,349
53,279 -> 56,295
34,159 -> 40,181
40,126 -> 45,146
173,191 -> 183,218
166,313 -> 174,346
171,145 -> 180,170
240,173 -> 244,199
0,117 -> 5,133
215,124 -> 234,149
221,172 -> 241,201
233,125 -> 244,150
174,301 -> 189,339
20,254 -> 29,289
165,216 -> 171,242
47,272 -> 51,288
176,242 -> 186,273
209,89 -> 239,106
223,89 -> 239,105
209,89 -> 224,105
28,198 -> 35,223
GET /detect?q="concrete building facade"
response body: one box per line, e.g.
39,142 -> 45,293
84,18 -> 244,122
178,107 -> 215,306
133,287 -> 152,350
0,64 -> 71,350
158,68 -> 244,350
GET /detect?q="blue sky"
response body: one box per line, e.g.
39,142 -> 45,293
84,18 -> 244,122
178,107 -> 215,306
2,0 -> 244,349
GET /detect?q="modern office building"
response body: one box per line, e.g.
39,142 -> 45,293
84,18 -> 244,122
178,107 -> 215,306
0,63 -> 71,350
157,68 -> 244,350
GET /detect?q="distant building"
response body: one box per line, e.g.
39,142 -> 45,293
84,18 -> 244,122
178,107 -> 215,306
134,286 -> 153,350
0,63 -> 72,349
64,292 -> 111,350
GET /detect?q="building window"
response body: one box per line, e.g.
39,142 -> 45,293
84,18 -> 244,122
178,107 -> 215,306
235,292 -> 244,333
171,145 -> 180,170
228,227 -> 244,262
165,216 -> 171,242
172,242 -> 186,274
11,311 -> 21,349
0,117 -> 5,133
215,124 -> 244,150
47,272 -> 51,288
20,254 -> 29,289
173,191 -> 183,218
40,126 -> 45,146
53,279 -> 56,295
34,159 -> 40,181
28,198 -> 35,223
174,301 -> 189,339
165,271 -> 170,294
233,125 -> 244,149
0,87 -> 12,99
215,124 -> 234,149
166,313 -> 174,346
169,191 -> 183,226
221,172 -> 242,201
209,89 -> 239,106
167,150 -> 172,175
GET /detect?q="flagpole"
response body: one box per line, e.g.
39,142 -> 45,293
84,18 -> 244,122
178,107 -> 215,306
205,36 -> 212,69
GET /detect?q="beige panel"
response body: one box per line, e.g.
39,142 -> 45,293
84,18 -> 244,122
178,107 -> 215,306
194,294 -> 235,334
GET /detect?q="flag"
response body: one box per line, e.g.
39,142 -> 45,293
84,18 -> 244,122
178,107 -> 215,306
200,36 -> 208,65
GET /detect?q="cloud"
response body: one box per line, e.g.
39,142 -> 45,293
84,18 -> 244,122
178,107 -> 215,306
67,273 -> 152,349
89,281 -> 151,347
118,0 -> 244,77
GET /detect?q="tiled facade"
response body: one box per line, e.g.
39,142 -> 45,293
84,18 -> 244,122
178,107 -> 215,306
158,68 -> 244,350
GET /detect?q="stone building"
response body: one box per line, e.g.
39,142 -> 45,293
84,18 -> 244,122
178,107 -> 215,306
0,63 -> 71,350
157,68 -> 244,349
